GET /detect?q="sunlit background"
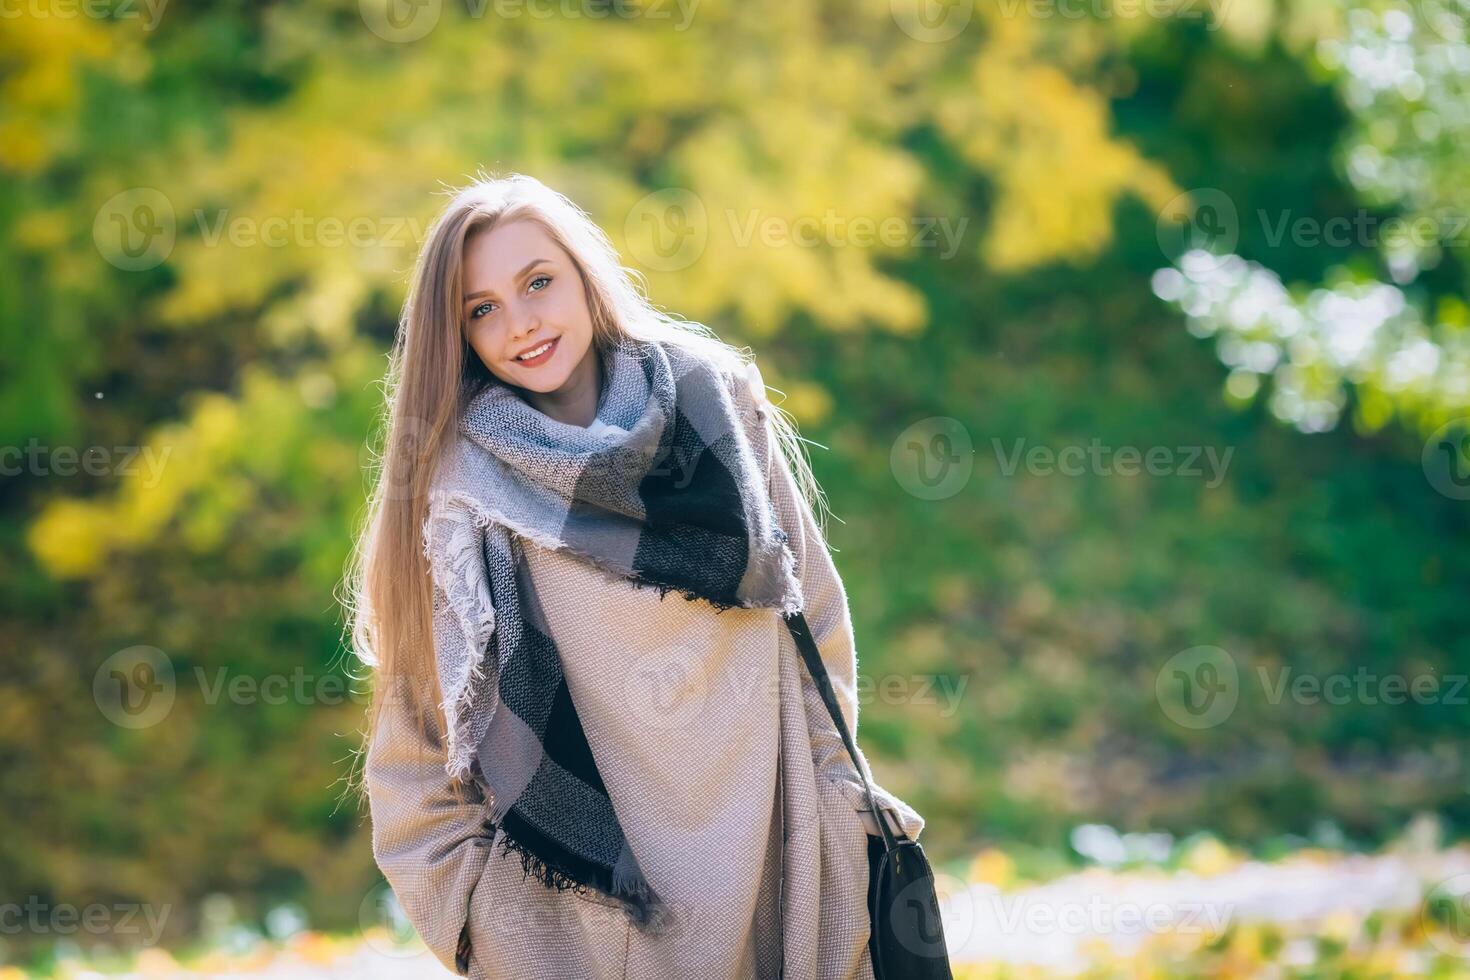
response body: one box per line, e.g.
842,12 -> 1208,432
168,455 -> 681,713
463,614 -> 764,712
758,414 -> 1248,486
5,0 -> 1470,975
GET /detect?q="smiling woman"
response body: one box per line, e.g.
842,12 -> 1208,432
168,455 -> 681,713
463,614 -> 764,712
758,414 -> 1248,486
347,172 -> 927,980
460,220 -> 604,429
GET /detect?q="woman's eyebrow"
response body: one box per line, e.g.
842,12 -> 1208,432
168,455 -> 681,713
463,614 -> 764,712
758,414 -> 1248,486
462,258 -> 552,303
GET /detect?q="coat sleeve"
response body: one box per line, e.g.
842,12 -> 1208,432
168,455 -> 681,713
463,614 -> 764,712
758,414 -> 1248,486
362,565 -> 496,975
730,359 -> 926,842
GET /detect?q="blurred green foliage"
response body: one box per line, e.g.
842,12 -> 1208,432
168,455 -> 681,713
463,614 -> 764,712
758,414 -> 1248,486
3,0 -> 1468,954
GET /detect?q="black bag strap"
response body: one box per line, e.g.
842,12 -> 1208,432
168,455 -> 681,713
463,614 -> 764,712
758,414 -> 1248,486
782,610 -> 904,853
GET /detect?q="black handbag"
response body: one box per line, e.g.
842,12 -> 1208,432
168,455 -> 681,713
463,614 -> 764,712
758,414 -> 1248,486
784,612 -> 955,980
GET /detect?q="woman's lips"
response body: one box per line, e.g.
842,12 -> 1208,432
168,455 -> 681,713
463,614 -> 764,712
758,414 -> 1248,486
514,336 -> 559,367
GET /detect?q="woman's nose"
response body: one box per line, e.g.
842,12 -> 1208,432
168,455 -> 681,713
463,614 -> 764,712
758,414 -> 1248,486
508,304 -> 542,339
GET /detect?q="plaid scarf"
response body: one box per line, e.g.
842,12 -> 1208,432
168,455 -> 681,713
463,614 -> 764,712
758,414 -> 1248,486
423,334 -> 803,932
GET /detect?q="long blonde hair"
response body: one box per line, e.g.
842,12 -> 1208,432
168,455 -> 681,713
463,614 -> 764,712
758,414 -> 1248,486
342,171 -> 827,799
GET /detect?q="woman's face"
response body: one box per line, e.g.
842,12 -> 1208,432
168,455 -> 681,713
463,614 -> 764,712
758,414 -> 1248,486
460,219 -> 597,396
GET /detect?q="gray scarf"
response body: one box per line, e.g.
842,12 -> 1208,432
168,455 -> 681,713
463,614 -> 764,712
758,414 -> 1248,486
423,334 -> 802,931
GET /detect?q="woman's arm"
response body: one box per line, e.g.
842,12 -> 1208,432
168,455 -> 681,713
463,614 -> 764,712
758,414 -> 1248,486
363,568 -> 496,975
732,360 -> 926,841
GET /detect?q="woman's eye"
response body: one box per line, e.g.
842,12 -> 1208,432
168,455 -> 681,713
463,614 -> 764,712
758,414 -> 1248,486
468,277 -> 546,320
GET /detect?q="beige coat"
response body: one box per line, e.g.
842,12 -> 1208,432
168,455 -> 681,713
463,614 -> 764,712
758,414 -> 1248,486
364,360 -> 927,979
